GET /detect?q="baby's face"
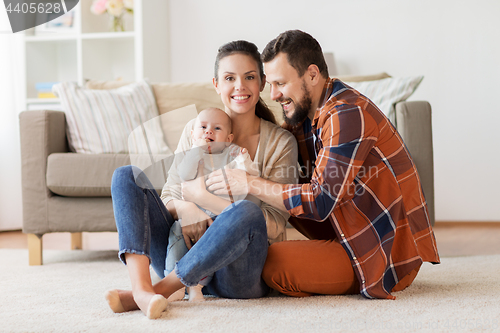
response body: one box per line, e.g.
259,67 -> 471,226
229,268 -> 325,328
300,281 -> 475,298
191,108 -> 233,152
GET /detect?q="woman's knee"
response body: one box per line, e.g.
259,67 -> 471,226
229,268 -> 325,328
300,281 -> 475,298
112,165 -> 134,187
111,165 -> 148,192
233,200 -> 265,221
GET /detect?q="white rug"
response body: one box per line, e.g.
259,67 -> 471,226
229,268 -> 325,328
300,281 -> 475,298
1,249 -> 499,332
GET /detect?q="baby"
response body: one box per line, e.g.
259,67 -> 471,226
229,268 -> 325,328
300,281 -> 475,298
164,107 -> 259,302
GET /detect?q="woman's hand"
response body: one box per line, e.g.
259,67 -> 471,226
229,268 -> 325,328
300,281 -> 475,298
206,167 -> 250,197
181,173 -> 208,203
175,200 -> 213,249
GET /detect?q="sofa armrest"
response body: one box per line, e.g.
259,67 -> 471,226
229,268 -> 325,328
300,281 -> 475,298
395,101 -> 435,226
19,110 -> 69,235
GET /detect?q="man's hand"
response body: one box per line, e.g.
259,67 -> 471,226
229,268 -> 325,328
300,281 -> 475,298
206,171 -> 288,212
175,200 -> 213,249
206,167 -> 250,197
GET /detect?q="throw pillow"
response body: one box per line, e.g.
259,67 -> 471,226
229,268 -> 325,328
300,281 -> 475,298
345,76 -> 424,118
337,72 -> 391,82
53,80 -> 171,155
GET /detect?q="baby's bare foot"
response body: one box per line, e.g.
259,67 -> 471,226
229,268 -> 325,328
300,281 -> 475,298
188,285 -> 205,302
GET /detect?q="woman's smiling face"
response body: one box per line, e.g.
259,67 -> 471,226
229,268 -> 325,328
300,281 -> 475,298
213,53 -> 265,116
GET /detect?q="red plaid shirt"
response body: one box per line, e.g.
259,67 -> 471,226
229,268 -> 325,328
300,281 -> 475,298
282,78 -> 440,299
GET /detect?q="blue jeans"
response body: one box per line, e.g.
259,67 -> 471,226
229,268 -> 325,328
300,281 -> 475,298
166,221 -> 213,286
111,165 -> 269,298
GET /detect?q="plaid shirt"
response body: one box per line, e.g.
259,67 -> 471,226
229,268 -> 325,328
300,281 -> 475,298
282,78 -> 440,299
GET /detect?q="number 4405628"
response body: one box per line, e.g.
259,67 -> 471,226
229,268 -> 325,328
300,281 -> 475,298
6,2 -> 62,14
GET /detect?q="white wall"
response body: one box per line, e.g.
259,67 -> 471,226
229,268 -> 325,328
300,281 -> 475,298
168,0 -> 500,221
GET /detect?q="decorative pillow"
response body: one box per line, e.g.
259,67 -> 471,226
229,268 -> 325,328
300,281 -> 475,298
53,80 -> 171,155
337,72 -> 391,82
86,80 -> 220,149
344,76 -> 424,118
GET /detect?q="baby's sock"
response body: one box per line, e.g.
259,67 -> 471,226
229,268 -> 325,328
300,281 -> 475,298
167,287 -> 186,302
188,285 -> 205,302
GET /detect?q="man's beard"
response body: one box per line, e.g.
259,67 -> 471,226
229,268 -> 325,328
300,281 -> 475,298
282,82 -> 312,127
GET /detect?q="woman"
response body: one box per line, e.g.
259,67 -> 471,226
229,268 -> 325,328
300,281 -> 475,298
105,40 -> 298,319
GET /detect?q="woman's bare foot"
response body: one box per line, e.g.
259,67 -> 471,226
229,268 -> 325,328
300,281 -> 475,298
105,289 -> 139,313
133,289 -> 168,319
105,289 -> 168,319
104,289 -> 126,313
146,295 -> 169,319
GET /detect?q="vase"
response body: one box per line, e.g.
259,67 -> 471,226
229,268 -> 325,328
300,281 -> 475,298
109,15 -> 124,32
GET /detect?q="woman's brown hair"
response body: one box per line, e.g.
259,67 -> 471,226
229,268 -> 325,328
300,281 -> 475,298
214,40 -> 277,125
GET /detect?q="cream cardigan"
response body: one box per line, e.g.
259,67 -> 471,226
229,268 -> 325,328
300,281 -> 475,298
161,118 -> 298,243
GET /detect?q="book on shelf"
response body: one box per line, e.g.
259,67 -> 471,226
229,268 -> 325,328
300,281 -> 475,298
37,92 -> 57,98
35,82 -> 59,98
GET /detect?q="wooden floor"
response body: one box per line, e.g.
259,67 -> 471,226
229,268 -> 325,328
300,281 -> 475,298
1,223 -> 500,258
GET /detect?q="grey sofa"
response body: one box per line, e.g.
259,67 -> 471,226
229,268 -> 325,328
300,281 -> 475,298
19,77 -> 434,265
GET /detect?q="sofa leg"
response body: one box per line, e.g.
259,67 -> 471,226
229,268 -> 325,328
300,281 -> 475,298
28,234 -> 43,266
71,232 -> 83,250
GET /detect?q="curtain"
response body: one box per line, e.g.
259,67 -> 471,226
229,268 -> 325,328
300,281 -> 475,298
0,8 -> 24,230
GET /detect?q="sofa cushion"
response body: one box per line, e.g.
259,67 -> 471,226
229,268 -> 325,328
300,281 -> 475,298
46,153 -> 131,197
344,76 -> 424,118
47,153 -> 171,197
53,80 -> 170,155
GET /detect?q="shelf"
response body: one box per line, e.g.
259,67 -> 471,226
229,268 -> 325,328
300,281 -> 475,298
25,34 -> 78,42
27,98 -> 60,104
81,32 -> 135,40
25,32 -> 135,42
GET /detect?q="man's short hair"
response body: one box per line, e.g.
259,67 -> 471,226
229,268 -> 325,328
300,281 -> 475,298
262,30 -> 329,79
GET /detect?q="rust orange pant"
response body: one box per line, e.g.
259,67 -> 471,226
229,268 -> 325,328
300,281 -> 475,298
262,235 -> 420,297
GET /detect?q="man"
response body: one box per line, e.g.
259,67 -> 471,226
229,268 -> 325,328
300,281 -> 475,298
208,30 -> 440,299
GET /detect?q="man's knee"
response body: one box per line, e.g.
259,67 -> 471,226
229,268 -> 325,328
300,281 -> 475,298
262,243 -> 280,284
262,242 -> 312,297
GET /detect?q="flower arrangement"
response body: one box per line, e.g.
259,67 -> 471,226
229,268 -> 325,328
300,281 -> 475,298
90,0 -> 134,32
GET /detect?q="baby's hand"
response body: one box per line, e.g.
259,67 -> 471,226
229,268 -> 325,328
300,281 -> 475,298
230,146 -> 247,158
193,138 -> 209,150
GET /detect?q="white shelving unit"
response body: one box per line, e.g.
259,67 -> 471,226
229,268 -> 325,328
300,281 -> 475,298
22,0 -> 169,110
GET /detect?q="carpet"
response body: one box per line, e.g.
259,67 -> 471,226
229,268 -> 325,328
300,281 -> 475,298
1,249 -> 499,333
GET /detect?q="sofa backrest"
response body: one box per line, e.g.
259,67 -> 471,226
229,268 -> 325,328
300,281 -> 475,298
86,73 -> 390,149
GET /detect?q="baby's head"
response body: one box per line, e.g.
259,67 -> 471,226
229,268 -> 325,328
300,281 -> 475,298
191,107 -> 233,153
